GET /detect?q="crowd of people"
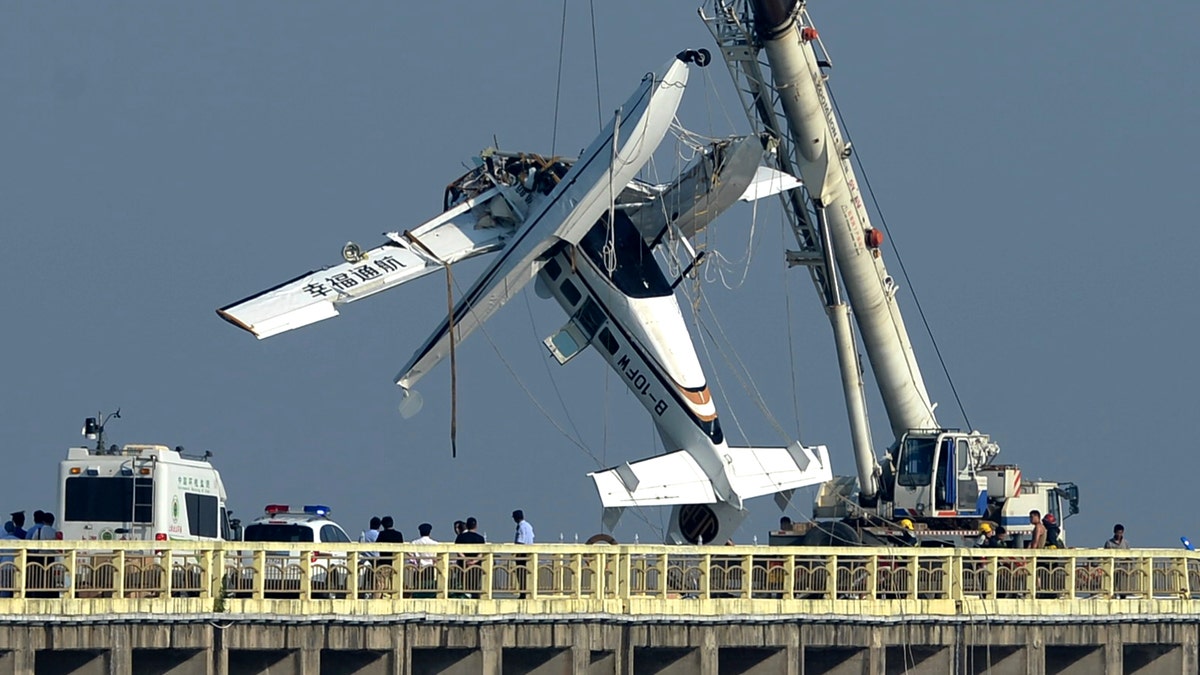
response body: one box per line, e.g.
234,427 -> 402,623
349,510 -> 536,597
2,510 -> 58,541
355,509 -> 535,552
974,512 -> 1126,550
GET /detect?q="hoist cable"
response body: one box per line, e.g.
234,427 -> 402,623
550,0 -> 568,156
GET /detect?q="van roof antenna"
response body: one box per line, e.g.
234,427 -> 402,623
82,408 -> 121,454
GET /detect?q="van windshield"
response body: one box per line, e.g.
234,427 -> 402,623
243,524 -> 315,543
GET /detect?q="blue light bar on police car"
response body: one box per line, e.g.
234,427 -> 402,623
303,505 -> 331,517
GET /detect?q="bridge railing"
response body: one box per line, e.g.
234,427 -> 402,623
0,541 -> 1195,606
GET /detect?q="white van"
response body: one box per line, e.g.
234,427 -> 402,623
57,443 -> 234,541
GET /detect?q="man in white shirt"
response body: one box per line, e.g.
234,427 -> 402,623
411,523 -> 438,566
410,523 -> 438,597
512,510 -> 534,545
512,510 -> 534,598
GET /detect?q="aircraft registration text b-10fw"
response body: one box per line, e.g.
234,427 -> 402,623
218,51 -> 829,543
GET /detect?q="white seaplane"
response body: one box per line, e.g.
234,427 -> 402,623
218,51 -> 828,543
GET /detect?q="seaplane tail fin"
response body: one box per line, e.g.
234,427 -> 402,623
589,451 -> 719,508
723,443 -> 834,500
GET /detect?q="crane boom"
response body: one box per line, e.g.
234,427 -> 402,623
700,1 -> 1084,536
748,0 -> 938,439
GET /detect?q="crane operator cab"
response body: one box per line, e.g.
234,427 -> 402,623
890,430 -> 996,521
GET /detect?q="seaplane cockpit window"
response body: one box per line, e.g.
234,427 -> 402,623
581,212 -> 671,299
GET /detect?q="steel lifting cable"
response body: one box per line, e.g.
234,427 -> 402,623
780,212 -> 805,440
826,83 -> 973,431
550,0 -> 568,156
460,276 -> 663,537
522,290 -> 588,449
404,232 -> 458,458
588,0 -> 602,129
604,108 -> 619,275
695,284 -> 793,446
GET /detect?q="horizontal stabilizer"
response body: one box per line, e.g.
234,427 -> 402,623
590,451 -> 718,508
723,442 -> 833,500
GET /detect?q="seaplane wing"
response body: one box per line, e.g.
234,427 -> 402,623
217,187 -> 511,339
625,134 -> 765,244
590,451 -> 719,507
395,55 -> 691,390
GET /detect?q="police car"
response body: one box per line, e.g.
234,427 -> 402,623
237,504 -> 353,594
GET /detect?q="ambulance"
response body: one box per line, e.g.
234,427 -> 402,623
57,438 -> 234,542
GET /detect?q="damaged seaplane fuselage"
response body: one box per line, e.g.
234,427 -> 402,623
218,52 -> 829,543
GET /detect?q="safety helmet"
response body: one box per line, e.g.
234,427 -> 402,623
898,518 -> 914,531
980,522 -> 994,534
1043,513 -> 1056,524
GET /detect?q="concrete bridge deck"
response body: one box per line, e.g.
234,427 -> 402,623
0,541 -> 1195,674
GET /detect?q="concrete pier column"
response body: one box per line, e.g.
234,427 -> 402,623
288,625 -> 323,675
298,648 -> 320,674
480,623 -> 502,674
11,644 -> 34,675
569,623 -> 590,674
1184,624 -> 1199,675
699,626 -> 717,675
1102,626 -> 1121,675
1025,627 -> 1046,675
867,626 -> 884,675
108,623 -> 133,675
212,624 -> 228,675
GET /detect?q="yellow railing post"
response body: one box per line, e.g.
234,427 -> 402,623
741,551 -> 752,600
14,549 -> 26,600
620,550 -> 632,599
573,553 -> 583,599
438,550 -> 450,600
659,552 -> 669,600
783,553 -> 795,601
252,550 -> 265,600
65,549 -> 77,600
825,554 -> 837,601
482,551 -> 494,601
299,550 -> 312,602
113,549 -> 125,599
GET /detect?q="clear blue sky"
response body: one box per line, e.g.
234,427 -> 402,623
3,2 -> 1197,548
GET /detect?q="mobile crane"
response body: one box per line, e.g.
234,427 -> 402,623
702,0 -> 1078,544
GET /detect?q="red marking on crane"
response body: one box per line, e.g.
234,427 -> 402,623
801,27 -> 819,42
865,229 -> 884,249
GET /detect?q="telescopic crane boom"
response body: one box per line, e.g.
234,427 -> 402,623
703,0 -> 1078,537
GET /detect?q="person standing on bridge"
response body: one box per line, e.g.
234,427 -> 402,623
5,512 -> 26,540
512,510 -> 534,598
512,510 -> 534,545
1105,524 -> 1129,549
1028,510 -> 1047,549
